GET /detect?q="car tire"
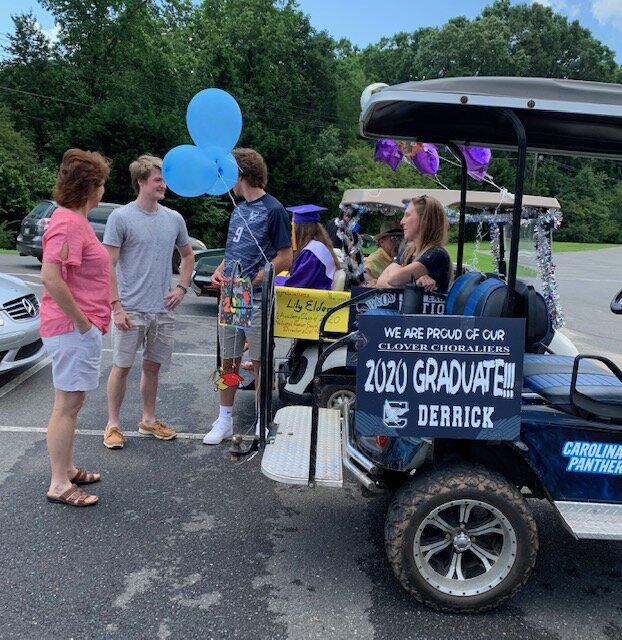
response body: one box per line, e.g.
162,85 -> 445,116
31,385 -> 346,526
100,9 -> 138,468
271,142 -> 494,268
385,463 -> 538,613
172,248 -> 181,274
318,384 -> 356,410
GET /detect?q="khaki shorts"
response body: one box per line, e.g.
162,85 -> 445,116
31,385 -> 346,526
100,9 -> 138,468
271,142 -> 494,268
43,325 -> 103,392
218,301 -> 263,361
112,311 -> 175,368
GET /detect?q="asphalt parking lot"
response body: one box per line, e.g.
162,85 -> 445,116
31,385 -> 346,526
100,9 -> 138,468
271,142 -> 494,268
1,250 -> 621,640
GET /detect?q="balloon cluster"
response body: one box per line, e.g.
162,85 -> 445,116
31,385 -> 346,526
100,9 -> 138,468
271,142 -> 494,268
374,139 -> 491,182
163,89 -> 243,197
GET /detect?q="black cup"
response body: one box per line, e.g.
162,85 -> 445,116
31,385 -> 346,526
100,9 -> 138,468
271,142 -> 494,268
401,284 -> 424,314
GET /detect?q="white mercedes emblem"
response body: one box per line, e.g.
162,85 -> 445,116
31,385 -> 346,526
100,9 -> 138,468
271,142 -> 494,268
22,297 -> 37,317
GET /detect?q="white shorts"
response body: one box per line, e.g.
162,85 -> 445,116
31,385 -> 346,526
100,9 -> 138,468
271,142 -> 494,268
42,325 -> 103,392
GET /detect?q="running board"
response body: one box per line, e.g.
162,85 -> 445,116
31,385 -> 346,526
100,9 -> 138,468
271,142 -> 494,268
261,406 -> 343,487
554,501 -> 622,540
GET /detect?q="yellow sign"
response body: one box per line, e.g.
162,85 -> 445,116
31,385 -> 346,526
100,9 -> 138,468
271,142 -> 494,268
274,287 -> 351,339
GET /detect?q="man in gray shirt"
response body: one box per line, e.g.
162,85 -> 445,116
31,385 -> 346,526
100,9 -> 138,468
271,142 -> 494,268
102,154 -> 194,449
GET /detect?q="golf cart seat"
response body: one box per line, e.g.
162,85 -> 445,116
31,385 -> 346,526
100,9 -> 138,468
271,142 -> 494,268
523,354 -> 622,422
446,271 -> 550,350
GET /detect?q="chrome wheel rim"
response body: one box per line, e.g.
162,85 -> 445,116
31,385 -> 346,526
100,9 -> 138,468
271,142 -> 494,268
413,498 -> 517,597
326,388 -> 356,410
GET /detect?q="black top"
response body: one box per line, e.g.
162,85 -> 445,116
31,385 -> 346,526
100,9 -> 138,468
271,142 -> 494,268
405,246 -> 451,293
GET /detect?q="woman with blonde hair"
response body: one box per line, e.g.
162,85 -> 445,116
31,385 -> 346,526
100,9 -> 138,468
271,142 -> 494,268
376,195 -> 452,292
274,205 -> 340,290
41,148 -> 111,507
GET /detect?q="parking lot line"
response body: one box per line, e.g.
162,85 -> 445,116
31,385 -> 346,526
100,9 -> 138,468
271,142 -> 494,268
0,425 -> 255,441
0,425 -> 202,439
0,357 -> 51,399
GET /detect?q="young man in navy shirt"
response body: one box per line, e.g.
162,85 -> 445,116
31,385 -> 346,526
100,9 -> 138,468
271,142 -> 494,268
204,148 -> 292,445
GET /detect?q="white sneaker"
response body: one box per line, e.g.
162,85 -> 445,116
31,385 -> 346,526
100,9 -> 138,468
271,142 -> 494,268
202,418 -> 233,445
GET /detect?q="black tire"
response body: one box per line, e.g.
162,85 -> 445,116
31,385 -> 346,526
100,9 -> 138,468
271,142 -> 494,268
385,463 -> 538,613
172,248 -> 181,274
318,384 -> 356,410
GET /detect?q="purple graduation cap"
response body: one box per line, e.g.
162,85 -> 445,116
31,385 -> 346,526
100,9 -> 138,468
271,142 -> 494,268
286,203 -> 328,224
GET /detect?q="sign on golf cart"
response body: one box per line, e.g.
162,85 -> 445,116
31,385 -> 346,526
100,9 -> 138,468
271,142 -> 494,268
355,314 -> 525,440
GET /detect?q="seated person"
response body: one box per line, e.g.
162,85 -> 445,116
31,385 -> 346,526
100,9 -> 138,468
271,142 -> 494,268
376,195 -> 451,293
275,205 -> 341,290
364,221 -> 403,285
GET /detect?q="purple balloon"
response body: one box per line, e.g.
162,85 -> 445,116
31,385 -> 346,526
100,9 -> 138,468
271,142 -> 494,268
461,146 -> 491,182
374,139 -> 403,171
412,143 -> 439,176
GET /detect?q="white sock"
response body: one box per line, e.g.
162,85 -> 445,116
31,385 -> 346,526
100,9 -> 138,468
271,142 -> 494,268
219,406 -> 233,421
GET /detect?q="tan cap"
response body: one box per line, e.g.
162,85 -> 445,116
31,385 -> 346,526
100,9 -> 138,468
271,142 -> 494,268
374,220 -> 403,242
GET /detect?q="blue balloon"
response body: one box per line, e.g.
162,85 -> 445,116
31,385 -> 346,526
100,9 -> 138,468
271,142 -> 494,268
162,145 -> 218,197
186,89 -> 242,155
206,154 -> 239,196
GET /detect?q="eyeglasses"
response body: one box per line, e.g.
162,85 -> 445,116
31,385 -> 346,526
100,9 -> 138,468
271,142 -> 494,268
387,235 -> 402,244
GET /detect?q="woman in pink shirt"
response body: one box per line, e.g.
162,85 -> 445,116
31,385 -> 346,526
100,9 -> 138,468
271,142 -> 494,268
41,149 -> 111,507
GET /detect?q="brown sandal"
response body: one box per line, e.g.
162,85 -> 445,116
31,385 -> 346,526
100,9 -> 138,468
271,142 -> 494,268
70,467 -> 101,485
47,484 -> 98,507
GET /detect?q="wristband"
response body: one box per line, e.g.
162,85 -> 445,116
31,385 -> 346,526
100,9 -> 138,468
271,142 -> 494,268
176,284 -> 188,294
110,299 -> 121,308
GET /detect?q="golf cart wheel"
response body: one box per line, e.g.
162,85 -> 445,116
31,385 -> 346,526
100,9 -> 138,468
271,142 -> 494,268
319,385 -> 356,410
385,464 -> 538,613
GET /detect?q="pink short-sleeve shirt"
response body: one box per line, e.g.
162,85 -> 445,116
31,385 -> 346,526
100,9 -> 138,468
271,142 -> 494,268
40,208 -> 111,337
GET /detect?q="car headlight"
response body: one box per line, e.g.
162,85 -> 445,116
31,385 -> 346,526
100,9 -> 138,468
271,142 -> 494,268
0,314 -> 4,327
192,239 -> 207,250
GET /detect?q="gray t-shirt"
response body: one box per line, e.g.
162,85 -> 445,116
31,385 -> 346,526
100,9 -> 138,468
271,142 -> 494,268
103,201 -> 190,312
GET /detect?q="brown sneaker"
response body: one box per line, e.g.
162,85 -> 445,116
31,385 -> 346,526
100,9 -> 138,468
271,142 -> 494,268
138,419 -> 177,440
104,425 -> 125,449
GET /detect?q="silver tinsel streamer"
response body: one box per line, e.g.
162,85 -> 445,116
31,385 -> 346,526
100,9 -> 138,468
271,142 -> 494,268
533,208 -> 565,329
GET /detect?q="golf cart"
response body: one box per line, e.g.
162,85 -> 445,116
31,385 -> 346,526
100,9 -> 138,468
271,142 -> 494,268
244,77 -> 622,613
277,187 -> 579,409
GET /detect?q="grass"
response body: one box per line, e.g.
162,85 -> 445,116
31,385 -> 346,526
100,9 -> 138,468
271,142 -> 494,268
550,241 -> 620,252
0,249 -> 18,255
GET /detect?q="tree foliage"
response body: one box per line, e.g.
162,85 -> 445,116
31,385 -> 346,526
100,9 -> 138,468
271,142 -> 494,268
0,0 -> 620,246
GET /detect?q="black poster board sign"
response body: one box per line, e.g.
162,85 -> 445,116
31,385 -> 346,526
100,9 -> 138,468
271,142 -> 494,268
348,287 -> 446,333
355,314 -> 525,441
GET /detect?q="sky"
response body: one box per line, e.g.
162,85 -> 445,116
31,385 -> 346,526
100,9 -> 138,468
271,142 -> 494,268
0,0 -> 621,63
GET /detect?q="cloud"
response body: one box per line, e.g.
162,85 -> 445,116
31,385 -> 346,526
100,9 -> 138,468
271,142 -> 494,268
33,20 -> 60,43
528,0 -> 581,19
42,24 -> 60,42
591,0 -> 622,29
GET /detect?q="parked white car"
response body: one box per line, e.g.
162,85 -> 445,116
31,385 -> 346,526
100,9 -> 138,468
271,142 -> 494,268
0,273 -> 45,374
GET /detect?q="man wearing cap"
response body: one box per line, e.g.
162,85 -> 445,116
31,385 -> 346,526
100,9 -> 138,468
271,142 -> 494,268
364,221 -> 404,285
203,148 -> 292,445
275,204 -> 341,290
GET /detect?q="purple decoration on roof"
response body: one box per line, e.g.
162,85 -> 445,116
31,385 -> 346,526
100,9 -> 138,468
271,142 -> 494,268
460,146 -> 492,182
374,139 -> 403,171
411,143 -> 440,176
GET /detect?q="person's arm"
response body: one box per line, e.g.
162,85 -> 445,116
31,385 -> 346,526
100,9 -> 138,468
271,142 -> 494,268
164,243 -> 194,310
105,244 -> 132,330
40,260 -> 91,334
253,247 -> 293,286
415,274 -> 438,291
376,260 -> 428,288
211,260 -> 225,288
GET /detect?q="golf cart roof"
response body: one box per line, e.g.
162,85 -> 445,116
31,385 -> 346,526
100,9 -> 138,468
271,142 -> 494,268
360,77 -> 622,159
340,188 -> 560,212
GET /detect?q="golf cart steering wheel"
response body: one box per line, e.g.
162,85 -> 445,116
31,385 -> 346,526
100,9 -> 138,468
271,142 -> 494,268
611,289 -> 622,314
